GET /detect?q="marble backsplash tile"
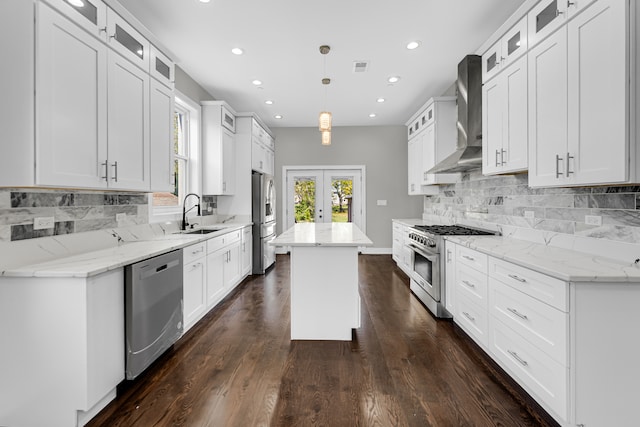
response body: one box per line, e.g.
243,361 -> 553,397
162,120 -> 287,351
424,171 -> 640,246
0,188 -> 149,242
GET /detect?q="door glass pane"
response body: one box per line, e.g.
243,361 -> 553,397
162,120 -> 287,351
536,0 -> 558,33
294,178 -> 316,223
64,0 -> 98,25
330,178 -> 353,223
507,31 -> 521,55
115,24 -> 144,59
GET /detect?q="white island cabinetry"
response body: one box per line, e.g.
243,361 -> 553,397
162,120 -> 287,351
271,223 -> 373,341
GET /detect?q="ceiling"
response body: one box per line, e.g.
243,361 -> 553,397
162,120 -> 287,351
117,0 -> 526,129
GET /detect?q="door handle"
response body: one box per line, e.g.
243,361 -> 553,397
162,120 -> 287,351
555,154 -> 563,178
111,161 -> 118,182
566,152 -> 574,176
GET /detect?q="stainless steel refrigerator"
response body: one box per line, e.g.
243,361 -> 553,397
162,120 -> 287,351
252,171 -> 276,274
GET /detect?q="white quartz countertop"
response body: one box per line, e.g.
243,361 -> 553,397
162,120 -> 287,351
446,235 -> 640,283
0,223 -> 252,278
271,223 -> 373,247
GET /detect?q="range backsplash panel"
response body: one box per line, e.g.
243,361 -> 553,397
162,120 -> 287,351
424,171 -> 640,245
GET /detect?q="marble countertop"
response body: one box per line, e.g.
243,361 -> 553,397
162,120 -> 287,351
0,223 -> 252,278
392,218 -> 433,227
446,235 -> 640,283
271,223 -> 373,247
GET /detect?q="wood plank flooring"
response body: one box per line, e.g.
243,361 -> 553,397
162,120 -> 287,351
88,254 -> 557,427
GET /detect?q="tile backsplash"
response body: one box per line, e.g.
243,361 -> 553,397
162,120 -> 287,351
424,171 -> 640,245
0,188 -> 149,242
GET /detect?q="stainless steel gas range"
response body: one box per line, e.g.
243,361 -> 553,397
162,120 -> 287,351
407,224 -> 498,318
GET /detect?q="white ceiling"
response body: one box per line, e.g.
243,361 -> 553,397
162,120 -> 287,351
117,0 -> 526,129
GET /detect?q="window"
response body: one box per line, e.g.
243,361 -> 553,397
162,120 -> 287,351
151,92 -> 200,217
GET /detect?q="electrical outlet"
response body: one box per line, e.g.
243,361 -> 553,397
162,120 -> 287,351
116,213 -> 126,222
34,217 -> 55,230
585,215 -> 602,226
524,211 -> 535,219
376,200 -> 387,206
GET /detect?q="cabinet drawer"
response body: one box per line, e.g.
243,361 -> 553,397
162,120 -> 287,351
490,318 -> 568,419
456,246 -> 488,274
489,278 -> 568,365
183,242 -> 206,264
207,230 -> 241,253
488,257 -> 567,311
456,264 -> 488,307
455,292 -> 488,348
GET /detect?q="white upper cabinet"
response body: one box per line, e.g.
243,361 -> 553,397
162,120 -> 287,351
406,97 -> 459,195
149,45 -> 174,88
106,8 -> 149,72
528,0 -> 568,47
45,0 -> 108,40
483,16 -> 528,82
149,79 -> 174,192
482,55 -> 528,175
250,118 -> 275,175
202,101 -> 236,195
36,3 -> 108,188
0,0 -> 174,191
528,0 -> 629,187
107,52 -> 150,190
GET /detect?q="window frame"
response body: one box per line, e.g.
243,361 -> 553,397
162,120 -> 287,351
150,90 -> 201,222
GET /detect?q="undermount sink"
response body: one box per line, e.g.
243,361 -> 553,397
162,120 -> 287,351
182,228 -> 222,235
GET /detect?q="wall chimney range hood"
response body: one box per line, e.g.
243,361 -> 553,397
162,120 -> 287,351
428,55 -> 482,174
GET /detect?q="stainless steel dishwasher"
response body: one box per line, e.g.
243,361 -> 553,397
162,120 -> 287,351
125,249 -> 183,380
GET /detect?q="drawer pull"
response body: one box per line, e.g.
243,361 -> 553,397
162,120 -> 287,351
192,248 -> 204,255
462,255 -> 475,261
462,311 -> 475,322
508,274 -> 526,283
189,262 -> 201,270
507,307 -> 529,320
507,350 -> 529,367
462,280 -> 476,288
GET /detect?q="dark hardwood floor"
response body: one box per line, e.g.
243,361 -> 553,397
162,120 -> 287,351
88,254 -> 557,427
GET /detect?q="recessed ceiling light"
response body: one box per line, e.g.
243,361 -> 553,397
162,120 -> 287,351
265,100 -> 273,105
231,48 -> 244,55
68,0 -> 85,6
274,115 -> 283,119
252,79 -> 262,86
376,98 -> 385,103
369,113 -> 377,118
199,0 -> 211,3
406,41 -> 421,50
388,76 -> 400,83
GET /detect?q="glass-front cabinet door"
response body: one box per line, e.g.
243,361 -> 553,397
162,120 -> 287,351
106,8 -> 149,71
48,0 -> 107,40
528,0 -> 567,47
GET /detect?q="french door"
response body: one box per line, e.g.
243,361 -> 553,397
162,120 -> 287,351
284,167 -> 364,231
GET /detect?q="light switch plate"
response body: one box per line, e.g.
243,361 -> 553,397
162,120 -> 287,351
34,217 -> 55,230
116,213 -> 126,222
376,200 -> 387,206
524,211 -> 535,219
585,215 -> 602,226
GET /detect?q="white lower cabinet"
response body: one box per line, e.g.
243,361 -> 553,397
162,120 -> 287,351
448,241 -> 640,425
183,228 -> 250,333
392,221 -> 412,275
241,226 -> 252,276
0,268 -> 124,427
443,241 -> 456,314
182,242 -> 207,333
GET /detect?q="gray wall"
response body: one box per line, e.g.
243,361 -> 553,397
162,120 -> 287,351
273,126 -> 424,249
175,66 -> 215,102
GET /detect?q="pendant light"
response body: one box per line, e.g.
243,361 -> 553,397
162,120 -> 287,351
318,45 -> 332,144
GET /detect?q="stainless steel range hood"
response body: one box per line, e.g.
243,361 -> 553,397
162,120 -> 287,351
428,55 -> 482,174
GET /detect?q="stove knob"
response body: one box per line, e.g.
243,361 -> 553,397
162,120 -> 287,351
427,238 -> 436,247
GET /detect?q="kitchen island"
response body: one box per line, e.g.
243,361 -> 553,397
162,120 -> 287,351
271,223 -> 373,340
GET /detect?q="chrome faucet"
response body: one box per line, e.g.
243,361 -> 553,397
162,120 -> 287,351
182,193 -> 201,230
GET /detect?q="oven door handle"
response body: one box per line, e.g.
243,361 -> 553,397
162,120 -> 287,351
408,242 -> 438,260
